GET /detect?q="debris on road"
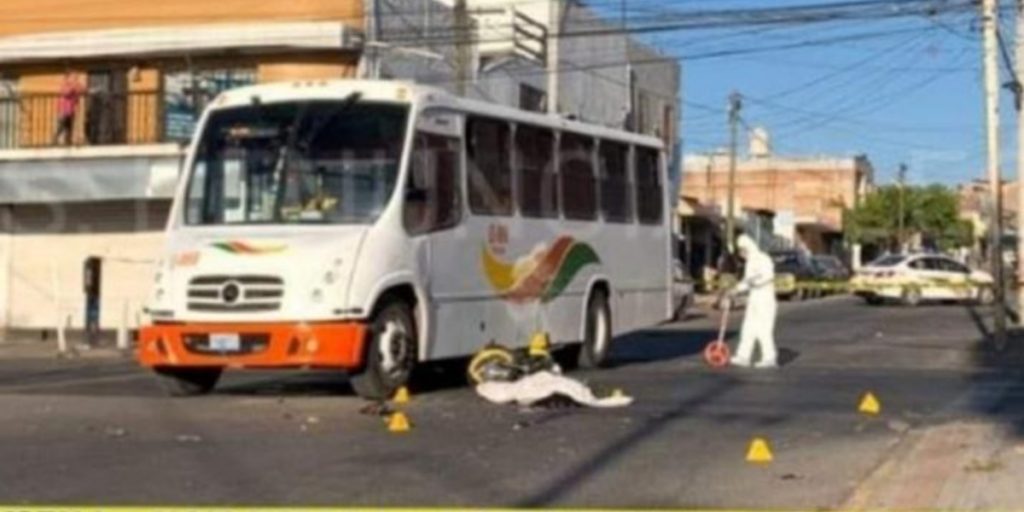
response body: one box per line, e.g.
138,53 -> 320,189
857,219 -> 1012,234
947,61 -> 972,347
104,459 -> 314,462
887,419 -> 911,433
359,401 -> 395,417
964,457 -> 1003,473
175,434 -> 203,443
103,426 -> 127,438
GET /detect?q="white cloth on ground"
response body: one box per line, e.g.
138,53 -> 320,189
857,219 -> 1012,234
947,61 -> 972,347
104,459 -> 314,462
475,371 -> 633,408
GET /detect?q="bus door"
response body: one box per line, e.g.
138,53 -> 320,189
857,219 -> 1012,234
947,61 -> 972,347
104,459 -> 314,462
403,110 -> 469,358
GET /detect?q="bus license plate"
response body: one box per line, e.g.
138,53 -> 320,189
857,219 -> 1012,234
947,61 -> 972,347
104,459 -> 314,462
209,333 -> 241,352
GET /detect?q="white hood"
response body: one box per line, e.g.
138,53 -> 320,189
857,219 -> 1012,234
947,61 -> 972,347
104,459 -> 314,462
151,226 -> 368,322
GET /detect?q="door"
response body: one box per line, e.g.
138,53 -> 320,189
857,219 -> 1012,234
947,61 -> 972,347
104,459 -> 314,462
0,78 -> 16,149
85,70 -> 127,144
920,257 -> 958,299
937,258 -> 972,300
402,110 -> 468,359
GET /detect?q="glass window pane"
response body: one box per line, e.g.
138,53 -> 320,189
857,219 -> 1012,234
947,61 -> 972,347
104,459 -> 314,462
185,101 -> 407,225
599,140 -> 631,222
635,146 -> 663,224
466,117 -> 512,216
515,125 -> 557,218
405,132 -> 462,234
560,133 -> 596,220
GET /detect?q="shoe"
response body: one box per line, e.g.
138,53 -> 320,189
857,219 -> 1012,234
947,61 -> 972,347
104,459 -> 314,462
729,357 -> 751,367
754,360 -> 778,369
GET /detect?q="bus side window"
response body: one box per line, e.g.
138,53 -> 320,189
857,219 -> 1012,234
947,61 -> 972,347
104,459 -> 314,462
404,132 -> 462,235
560,132 -> 597,220
635,146 -> 663,224
599,140 -> 631,223
515,124 -> 557,218
466,116 -> 513,216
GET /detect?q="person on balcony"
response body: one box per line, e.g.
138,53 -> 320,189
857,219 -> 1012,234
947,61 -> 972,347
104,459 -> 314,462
52,72 -> 84,146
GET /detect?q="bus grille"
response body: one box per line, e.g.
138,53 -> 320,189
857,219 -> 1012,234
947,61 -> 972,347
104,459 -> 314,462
187,275 -> 284,313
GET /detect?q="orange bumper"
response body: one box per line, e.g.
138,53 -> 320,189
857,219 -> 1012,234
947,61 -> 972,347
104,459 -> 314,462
138,322 -> 368,369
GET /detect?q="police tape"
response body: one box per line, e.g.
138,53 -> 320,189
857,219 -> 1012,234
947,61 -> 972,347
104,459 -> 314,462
693,277 -> 995,294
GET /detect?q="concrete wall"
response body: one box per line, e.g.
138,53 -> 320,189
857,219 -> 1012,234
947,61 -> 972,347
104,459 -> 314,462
2,200 -> 169,331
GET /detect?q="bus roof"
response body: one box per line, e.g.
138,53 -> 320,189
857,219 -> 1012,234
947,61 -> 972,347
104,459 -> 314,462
212,79 -> 666,150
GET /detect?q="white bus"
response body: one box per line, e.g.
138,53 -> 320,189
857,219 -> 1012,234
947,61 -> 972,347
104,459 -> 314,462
139,80 -> 672,399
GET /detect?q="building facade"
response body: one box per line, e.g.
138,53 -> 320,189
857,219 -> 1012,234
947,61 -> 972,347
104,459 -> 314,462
680,131 -> 873,259
0,0 -> 680,335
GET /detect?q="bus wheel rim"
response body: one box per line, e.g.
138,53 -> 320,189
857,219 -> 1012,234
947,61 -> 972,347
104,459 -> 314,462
379,320 -> 409,376
594,305 -> 609,355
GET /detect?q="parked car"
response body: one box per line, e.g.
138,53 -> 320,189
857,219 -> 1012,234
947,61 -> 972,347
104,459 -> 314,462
811,254 -> 850,295
770,250 -> 820,300
850,253 -> 994,306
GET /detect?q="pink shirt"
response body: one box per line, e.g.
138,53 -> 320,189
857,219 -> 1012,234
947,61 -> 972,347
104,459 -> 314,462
57,78 -> 83,117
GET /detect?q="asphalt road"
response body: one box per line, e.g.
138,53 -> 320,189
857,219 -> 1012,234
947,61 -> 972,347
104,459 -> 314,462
0,295 -> 1021,508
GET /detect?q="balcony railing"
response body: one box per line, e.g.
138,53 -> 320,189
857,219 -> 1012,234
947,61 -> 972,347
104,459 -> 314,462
0,90 -> 187,150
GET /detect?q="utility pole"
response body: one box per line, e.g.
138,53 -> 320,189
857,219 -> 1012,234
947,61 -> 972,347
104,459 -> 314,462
1015,0 -> 1024,330
454,0 -> 470,96
983,0 -> 1007,348
726,91 -> 742,253
897,163 -> 907,252
546,0 -> 561,114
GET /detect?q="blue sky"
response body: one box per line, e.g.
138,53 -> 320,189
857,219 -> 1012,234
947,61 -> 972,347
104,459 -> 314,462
607,0 -> 1019,186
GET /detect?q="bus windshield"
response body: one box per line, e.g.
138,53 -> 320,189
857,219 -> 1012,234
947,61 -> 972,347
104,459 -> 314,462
184,99 -> 409,226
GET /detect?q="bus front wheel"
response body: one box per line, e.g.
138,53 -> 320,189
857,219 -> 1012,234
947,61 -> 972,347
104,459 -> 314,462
578,290 -> 612,369
154,367 -> 222,397
349,300 -> 417,400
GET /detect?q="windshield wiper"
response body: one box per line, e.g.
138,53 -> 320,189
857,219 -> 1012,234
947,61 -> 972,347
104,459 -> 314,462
272,93 -> 362,222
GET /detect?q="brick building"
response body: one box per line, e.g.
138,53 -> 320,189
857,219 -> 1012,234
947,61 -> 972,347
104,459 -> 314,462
680,130 -> 873,258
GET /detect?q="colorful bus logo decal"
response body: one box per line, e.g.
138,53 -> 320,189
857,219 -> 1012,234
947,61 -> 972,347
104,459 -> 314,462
482,235 -> 600,303
211,241 -> 287,255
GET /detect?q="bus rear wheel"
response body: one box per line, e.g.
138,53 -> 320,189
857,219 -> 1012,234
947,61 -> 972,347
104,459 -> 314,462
578,290 -> 612,369
154,367 -> 222,397
349,300 -> 417,400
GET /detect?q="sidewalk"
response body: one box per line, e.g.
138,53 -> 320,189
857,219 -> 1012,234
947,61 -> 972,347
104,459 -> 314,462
0,338 -> 129,360
845,420 -> 1024,510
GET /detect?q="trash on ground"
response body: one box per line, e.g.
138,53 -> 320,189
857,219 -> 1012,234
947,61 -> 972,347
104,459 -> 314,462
964,457 -> 1003,472
887,419 -> 911,433
103,426 -> 127,438
359,401 -> 395,417
175,434 -> 203,443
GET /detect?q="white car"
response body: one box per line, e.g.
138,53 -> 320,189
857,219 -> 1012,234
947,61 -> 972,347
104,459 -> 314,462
851,253 -> 994,306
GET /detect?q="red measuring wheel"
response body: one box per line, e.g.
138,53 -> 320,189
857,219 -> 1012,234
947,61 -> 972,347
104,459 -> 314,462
704,340 -> 731,368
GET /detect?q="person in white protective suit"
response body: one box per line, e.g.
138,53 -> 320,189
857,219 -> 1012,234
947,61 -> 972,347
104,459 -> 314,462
728,234 -> 778,368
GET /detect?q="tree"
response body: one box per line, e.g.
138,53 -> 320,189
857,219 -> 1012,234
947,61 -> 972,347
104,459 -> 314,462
844,184 -> 972,251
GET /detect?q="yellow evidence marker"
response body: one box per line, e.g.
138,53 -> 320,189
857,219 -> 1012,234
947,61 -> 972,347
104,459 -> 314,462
388,412 -> 412,433
859,392 -> 881,415
393,386 -> 411,404
746,437 -> 774,463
